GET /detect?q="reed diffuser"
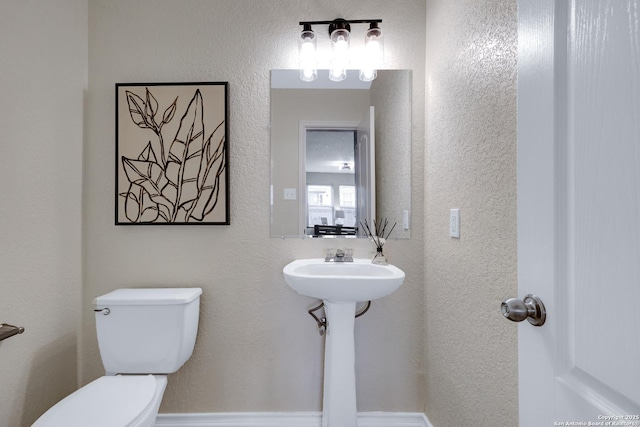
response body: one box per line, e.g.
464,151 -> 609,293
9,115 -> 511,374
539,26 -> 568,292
360,218 -> 397,265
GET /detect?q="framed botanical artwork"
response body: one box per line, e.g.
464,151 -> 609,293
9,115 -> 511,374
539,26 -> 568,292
116,82 -> 229,225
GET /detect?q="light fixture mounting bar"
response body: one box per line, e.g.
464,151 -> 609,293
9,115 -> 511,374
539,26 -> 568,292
299,19 -> 382,37
299,19 -> 382,26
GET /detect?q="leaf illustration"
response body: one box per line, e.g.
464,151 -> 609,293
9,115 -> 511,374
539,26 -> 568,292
165,90 -> 205,221
197,120 -> 224,190
122,157 -> 174,220
188,130 -> 226,221
138,141 -> 158,163
145,87 -> 159,120
139,190 -> 161,222
124,89 -> 170,167
162,96 -> 178,124
119,141 -> 161,222
202,145 -> 226,218
125,91 -> 151,129
120,190 -> 141,222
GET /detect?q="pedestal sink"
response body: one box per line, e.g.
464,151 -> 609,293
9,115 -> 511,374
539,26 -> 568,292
283,259 -> 405,427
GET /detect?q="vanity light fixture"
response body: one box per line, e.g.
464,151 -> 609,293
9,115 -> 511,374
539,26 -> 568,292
298,18 -> 384,82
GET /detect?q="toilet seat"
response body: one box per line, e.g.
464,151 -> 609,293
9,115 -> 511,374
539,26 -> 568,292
32,375 -> 167,427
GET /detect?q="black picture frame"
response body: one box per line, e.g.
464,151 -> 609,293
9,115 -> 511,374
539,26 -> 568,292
115,82 -> 229,225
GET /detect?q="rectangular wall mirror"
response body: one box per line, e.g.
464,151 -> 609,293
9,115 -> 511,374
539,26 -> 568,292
270,69 -> 412,239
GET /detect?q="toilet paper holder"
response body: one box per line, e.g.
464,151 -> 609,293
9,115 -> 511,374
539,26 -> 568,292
0,323 -> 25,342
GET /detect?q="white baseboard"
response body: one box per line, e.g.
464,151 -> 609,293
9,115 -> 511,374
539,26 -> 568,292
154,412 -> 433,427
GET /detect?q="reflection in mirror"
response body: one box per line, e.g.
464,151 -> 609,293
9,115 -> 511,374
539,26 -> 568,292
306,130 -> 356,235
270,69 -> 411,239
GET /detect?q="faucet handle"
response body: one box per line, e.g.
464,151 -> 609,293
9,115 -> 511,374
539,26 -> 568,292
344,247 -> 354,261
325,248 -> 335,262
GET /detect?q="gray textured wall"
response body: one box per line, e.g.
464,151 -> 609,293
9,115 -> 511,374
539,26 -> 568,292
0,1 -> 86,425
424,0 -> 519,425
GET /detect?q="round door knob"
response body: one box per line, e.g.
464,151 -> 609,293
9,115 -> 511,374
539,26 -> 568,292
501,294 -> 546,326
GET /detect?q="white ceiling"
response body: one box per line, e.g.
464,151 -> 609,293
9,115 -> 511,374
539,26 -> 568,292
306,130 -> 355,174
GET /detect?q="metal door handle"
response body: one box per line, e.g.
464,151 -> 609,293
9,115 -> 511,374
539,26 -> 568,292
501,294 -> 546,326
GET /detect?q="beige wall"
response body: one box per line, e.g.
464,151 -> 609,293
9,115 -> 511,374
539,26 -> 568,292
84,0 -> 426,414
0,0 -> 523,424
0,1 -> 86,426
424,0 -> 519,425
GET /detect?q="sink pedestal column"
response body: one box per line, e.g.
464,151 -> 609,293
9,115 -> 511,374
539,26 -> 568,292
322,300 -> 357,427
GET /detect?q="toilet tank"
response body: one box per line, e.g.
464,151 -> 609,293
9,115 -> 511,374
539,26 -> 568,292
94,288 -> 202,375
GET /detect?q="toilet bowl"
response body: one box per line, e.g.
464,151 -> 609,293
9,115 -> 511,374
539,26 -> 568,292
32,288 -> 202,427
32,375 -> 167,427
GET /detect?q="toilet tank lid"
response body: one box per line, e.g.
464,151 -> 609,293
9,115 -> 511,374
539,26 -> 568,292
94,288 -> 202,306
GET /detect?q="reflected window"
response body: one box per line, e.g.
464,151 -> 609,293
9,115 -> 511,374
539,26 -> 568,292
338,185 -> 356,226
307,185 -> 333,226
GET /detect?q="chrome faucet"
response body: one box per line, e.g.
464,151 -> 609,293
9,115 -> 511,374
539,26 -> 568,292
325,248 -> 354,262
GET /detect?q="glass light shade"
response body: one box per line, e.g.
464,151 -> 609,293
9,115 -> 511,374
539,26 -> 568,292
329,28 -> 350,82
299,28 -> 317,82
359,67 -> 377,82
329,66 -> 348,82
301,67 -> 317,82
331,29 -> 351,54
364,26 -> 384,65
360,25 -> 384,82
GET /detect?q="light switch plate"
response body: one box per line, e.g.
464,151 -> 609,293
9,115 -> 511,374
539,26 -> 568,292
450,208 -> 460,238
284,188 -> 297,200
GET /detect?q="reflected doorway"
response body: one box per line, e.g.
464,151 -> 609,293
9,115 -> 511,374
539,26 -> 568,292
306,129 -> 357,236
301,112 -> 375,237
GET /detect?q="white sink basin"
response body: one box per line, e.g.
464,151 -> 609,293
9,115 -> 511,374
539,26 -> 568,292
283,258 -> 405,303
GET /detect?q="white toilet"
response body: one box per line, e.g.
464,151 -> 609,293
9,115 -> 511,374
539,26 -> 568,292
33,287 -> 202,427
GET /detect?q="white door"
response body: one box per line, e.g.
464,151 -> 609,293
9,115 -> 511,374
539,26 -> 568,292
355,106 -> 375,234
516,0 -> 640,425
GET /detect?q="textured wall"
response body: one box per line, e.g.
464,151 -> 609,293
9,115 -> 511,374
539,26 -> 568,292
0,0 -> 522,423
0,1 -> 86,425
84,0 -> 425,414
424,0 -> 519,425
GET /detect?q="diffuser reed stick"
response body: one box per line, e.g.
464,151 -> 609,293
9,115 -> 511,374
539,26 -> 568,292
360,218 -> 397,264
